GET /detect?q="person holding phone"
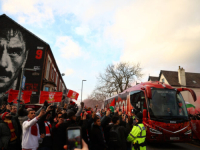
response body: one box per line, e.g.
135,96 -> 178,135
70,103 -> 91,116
64,139 -> 88,150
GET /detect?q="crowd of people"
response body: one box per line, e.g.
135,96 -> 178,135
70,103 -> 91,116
0,98 -> 146,150
189,113 -> 200,120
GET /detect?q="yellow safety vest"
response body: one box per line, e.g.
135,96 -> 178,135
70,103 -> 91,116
127,123 -> 146,150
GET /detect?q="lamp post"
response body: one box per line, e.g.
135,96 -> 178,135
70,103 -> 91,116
17,68 -> 37,114
81,80 -> 86,102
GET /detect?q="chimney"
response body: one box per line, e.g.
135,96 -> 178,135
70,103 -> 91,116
178,66 -> 186,86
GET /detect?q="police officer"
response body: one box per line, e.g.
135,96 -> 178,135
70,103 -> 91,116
127,112 -> 146,150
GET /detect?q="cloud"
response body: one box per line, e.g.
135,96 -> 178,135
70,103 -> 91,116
55,36 -> 82,59
65,69 -> 74,76
105,0 -> 200,80
2,0 -> 54,25
75,26 -> 91,36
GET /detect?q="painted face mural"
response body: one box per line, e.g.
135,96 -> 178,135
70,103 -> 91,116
0,28 -> 28,95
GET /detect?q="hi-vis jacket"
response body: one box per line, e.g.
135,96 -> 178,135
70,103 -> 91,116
127,123 -> 146,150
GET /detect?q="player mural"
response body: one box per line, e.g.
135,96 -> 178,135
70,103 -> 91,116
0,22 -> 28,96
0,14 -> 47,103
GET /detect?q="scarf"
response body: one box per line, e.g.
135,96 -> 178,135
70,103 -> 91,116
4,120 -> 17,141
44,121 -> 52,136
28,119 -> 38,136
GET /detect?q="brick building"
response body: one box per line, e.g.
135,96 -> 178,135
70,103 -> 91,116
0,14 -> 67,104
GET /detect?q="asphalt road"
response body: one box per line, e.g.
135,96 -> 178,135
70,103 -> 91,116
147,142 -> 200,150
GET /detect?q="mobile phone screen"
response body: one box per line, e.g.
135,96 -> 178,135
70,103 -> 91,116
67,128 -> 81,150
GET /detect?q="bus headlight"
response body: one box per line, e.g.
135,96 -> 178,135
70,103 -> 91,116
184,129 -> 192,135
149,128 -> 162,134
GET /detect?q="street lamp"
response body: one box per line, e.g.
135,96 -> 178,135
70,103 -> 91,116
81,80 -> 86,102
17,68 -> 37,113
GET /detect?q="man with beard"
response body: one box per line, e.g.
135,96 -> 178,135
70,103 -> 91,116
0,23 -> 29,97
0,112 -> 21,150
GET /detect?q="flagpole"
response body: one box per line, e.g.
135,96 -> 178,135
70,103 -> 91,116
17,68 -> 25,115
81,80 -> 86,102
17,68 -> 37,114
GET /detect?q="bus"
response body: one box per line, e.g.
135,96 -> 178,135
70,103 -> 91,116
104,81 -> 196,142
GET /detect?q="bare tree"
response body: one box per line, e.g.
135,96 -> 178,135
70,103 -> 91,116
87,87 -> 107,102
97,62 -> 142,95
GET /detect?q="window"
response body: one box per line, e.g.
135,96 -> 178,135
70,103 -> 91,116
162,78 -> 165,83
55,73 -> 58,85
148,89 -> 188,119
46,60 -> 50,79
59,80 -> 62,91
130,91 -> 145,112
51,66 -> 54,80
45,87 -> 50,91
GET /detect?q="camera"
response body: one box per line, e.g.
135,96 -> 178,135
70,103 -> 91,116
50,105 -> 57,109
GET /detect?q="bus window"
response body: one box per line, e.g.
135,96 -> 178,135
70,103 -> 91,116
130,91 -> 145,112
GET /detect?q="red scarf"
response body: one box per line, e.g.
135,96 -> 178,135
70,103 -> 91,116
44,121 -> 52,136
4,120 -> 17,141
28,119 -> 38,136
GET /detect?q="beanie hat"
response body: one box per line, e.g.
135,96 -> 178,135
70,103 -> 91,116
67,109 -> 76,118
86,111 -> 91,115
135,112 -> 143,120
0,112 -> 9,120
70,101 -> 75,105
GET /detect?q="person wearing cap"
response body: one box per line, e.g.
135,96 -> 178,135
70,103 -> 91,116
127,112 -> 146,150
0,112 -> 21,150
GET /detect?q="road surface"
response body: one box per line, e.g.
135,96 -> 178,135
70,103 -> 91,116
147,142 -> 200,150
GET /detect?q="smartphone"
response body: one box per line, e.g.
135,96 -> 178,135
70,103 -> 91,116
66,127 -> 82,150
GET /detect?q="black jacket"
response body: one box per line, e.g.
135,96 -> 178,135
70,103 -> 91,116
100,116 -> 112,145
38,111 -> 55,148
0,117 -> 21,150
108,124 -> 130,150
52,119 -> 79,150
90,125 -> 107,150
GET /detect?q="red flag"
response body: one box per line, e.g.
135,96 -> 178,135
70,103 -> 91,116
67,90 -> 79,100
109,98 -> 115,112
39,91 -> 63,104
110,98 -> 115,107
8,89 -> 32,104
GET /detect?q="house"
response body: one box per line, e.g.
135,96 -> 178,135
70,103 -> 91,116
148,66 -> 200,109
0,14 -> 67,104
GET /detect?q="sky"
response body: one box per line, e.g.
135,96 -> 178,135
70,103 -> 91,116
1,0 -> 200,103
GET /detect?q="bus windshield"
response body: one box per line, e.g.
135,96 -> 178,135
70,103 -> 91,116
148,89 -> 188,121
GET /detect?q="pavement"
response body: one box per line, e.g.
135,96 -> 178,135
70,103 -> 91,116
146,142 -> 200,150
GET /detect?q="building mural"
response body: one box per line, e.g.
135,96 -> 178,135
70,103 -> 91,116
0,15 -> 47,103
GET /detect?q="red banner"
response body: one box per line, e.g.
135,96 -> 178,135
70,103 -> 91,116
8,89 -> 32,104
67,90 -> 79,100
39,91 -> 63,104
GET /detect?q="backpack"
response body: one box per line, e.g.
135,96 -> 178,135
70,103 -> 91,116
109,126 -> 121,147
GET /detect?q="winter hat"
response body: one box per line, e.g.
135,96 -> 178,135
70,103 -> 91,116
70,101 -> 75,105
86,111 -> 91,115
0,112 -> 9,120
67,109 -> 76,118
